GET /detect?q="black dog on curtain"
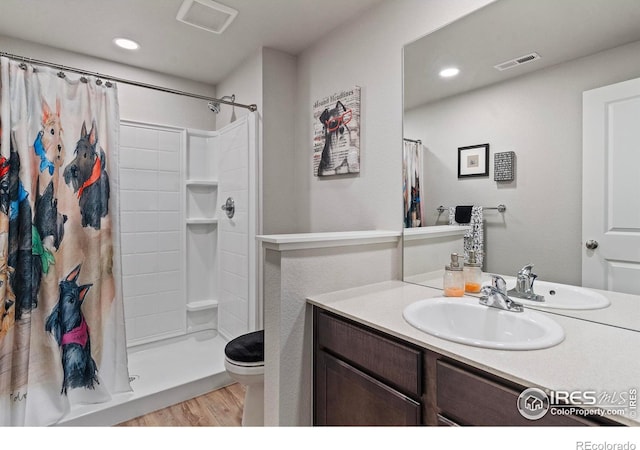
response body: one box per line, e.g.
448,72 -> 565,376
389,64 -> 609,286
63,121 -> 110,230
7,133 -> 42,320
317,100 -> 352,176
45,264 -> 99,395
34,180 -> 67,251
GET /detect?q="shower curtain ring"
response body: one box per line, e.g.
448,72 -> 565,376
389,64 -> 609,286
105,81 -> 113,88
19,62 -> 27,70
96,79 -> 103,86
80,76 -> 88,83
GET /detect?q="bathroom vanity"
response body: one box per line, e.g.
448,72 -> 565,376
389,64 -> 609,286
308,281 -> 640,426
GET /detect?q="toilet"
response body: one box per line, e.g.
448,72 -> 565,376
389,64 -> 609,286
224,329 -> 264,426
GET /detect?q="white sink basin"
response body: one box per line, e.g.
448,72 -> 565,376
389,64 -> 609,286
403,297 -> 565,350
506,280 -> 610,310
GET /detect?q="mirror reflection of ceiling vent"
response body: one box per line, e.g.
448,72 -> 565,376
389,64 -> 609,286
176,0 -> 238,34
494,52 -> 541,71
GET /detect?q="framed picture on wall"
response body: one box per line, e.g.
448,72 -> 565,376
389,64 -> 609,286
458,144 -> 489,178
313,86 -> 361,177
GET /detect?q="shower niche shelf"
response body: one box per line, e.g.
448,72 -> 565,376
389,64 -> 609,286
186,183 -> 218,222
186,180 -> 219,187
184,130 -> 219,333
186,218 -> 218,225
186,299 -> 219,312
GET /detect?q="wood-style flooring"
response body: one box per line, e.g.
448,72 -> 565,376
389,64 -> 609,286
116,383 -> 245,426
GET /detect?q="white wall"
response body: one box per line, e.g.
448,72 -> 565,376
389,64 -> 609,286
293,0 -> 495,233
263,239 -> 401,426
0,35 -> 216,130
404,39 -> 640,284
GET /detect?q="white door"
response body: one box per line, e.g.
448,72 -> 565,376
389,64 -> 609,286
583,77 -> 640,295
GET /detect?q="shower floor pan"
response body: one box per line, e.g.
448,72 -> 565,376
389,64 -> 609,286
56,330 -> 231,426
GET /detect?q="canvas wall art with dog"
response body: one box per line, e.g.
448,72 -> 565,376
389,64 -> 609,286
313,86 -> 361,177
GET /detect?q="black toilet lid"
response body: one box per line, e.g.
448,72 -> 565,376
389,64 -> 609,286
224,330 -> 264,363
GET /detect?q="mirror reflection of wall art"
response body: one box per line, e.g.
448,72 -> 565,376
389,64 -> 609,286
313,86 -> 361,177
494,151 -> 515,181
458,144 -> 489,178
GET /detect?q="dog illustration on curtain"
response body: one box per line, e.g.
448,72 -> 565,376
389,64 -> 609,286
0,247 -> 16,342
34,99 -> 68,251
34,99 -> 66,180
63,121 -> 110,230
7,134 -> 41,320
45,264 -> 98,394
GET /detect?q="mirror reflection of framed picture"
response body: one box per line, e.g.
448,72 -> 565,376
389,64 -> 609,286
458,144 -> 489,178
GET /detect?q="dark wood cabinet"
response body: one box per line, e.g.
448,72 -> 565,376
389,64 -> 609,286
435,359 -> 597,426
314,308 -> 423,425
315,351 -> 421,425
313,306 -> 617,427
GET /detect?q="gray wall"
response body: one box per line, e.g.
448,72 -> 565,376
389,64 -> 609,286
216,47 -> 297,235
404,40 -> 640,284
292,0 -> 494,233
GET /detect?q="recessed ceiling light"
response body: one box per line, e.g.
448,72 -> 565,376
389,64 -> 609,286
113,38 -> 140,51
439,67 -> 460,78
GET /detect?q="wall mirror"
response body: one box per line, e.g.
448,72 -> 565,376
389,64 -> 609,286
402,0 -> 640,331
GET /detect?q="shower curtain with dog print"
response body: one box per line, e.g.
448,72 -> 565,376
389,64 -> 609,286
0,57 -> 130,426
403,140 -> 424,228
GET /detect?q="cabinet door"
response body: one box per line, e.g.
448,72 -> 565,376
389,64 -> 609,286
315,351 -> 421,426
436,360 -> 597,426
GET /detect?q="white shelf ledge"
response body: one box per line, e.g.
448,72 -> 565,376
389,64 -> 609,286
186,180 -> 219,187
403,225 -> 470,241
257,230 -> 401,251
186,300 -> 219,312
186,218 -> 218,225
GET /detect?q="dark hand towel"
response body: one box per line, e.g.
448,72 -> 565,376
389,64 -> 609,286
455,205 -> 474,224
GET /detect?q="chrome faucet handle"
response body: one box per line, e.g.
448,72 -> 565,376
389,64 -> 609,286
490,275 -> 508,294
480,284 -> 497,297
518,264 -> 535,277
518,264 -> 537,278
480,277 -> 524,313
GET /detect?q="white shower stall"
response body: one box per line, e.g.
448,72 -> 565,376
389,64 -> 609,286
57,113 -> 261,426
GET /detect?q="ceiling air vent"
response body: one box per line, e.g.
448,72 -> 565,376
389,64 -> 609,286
176,0 -> 238,34
494,52 -> 541,71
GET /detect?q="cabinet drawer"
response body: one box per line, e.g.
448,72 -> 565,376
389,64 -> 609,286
436,360 -> 597,426
316,310 -> 422,397
315,351 -> 421,426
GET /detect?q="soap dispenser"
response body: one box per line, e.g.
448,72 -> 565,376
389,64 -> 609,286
443,253 -> 464,297
464,250 -> 483,293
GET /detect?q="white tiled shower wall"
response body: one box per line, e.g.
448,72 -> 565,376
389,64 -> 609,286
119,123 -> 184,345
118,118 -> 255,346
218,120 -> 251,339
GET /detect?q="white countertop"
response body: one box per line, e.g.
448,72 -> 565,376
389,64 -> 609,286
307,280 -> 640,426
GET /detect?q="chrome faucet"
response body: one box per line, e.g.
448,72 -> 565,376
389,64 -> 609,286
508,264 -> 545,302
480,275 -> 524,312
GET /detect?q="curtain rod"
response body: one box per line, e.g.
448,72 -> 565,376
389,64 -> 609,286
0,51 -> 258,112
403,138 -> 422,144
